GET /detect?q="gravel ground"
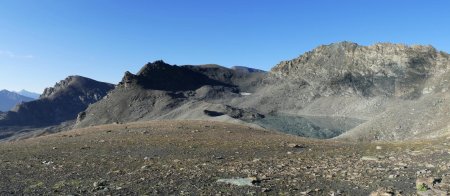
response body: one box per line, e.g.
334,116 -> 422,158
0,120 -> 449,195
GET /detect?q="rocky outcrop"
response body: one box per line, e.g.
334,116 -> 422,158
203,105 -> 264,120
0,76 -> 114,126
187,64 -> 266,92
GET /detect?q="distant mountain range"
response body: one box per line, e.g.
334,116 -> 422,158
16,90 -> 40,99
0,90 -> 35,112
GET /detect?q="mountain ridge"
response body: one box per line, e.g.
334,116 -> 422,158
4,41 -> 450,142
0,76 -> 114,127
16,90 -> 40,99
75,61 -> 266,128
270,41 -> 450,98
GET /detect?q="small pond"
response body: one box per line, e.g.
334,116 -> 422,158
248,114 -> 366,139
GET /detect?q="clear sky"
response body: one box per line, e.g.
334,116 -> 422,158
1,0 -> 450,93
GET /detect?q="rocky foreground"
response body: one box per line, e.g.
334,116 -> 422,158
0,120 -> 449,195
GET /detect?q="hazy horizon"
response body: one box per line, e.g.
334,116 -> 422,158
1,0 -> 450,93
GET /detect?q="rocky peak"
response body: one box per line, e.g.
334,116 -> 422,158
0,90 -> 15,97
41,75 -> 80,98
119,60 -> 231,91
270,42 -> 450,98
0,90 -> 33,100
40,75 -> 115,100
1,76 -> 114,126
136,60 -> 172,76
119,71 -> 138,87
272,42 -> 445,76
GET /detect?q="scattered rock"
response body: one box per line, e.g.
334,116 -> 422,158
416,177 -> 441,190
369,188 -> 394,196
415,177 -> 449,195
361,156 -> 379,161
416,169 -> 431,175
80,146 -> 90,150
287,143 -> 303,148
93,179 -> 107,188
212,155 -> 224,160
42,161 -> 53,165
388,174 -> 398,179
217,177 -> 259,186
300,189 -> 311,195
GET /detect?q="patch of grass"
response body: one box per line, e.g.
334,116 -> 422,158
24,181 -> 45,193
29,181 -> 44,189
52,181 -> 66,190
416,183 -> 428,192
53,180 -> 82,190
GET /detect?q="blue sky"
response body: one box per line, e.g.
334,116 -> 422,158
1,0 -> 450,93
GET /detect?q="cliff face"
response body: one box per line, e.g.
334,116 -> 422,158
271,42 -> 450,98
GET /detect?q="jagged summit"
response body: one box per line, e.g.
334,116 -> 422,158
120,60 -> 231,91
136,60 -> 170,76
272,41 -> 445,75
